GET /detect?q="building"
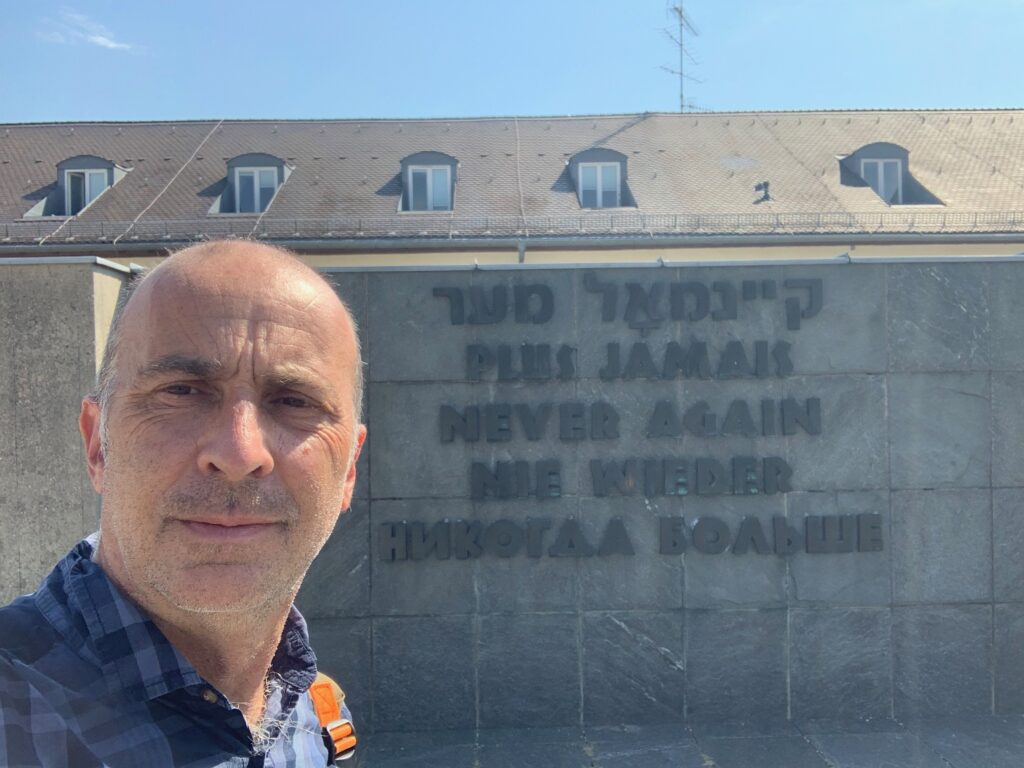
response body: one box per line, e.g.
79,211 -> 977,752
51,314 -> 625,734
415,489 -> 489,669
2,110 -> 1023,266
2,111 -> 1023,735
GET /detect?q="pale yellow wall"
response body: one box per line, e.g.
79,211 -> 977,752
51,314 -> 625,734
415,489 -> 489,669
91,267 -> 127,374
108,256 -> 161,268
524,245 -> 847,264
107,250 -> 519,270
300,251 -> 517,268
848,242 -> 1024,258
103,239 -> 1024,271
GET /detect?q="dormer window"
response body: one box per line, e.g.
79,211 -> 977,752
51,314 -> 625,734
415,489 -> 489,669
21,155 -> 126,218
860,158 -> 902,204
839,142 -> 939,206
235,167 -> 278,213
568,148 -> 633,209
407,165 -> 451,211
209,154 -> 289,215
578,162 -> 620,208
399,152 -> 457,212
65,169 -> 109,215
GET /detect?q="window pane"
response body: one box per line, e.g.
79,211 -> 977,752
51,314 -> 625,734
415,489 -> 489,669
862,161 -> 880,194
882,161 -> 900,203
580,165 -> 598,207
431,168 -> 450,210
238,172 -> 256,213
68,173 -> 85,214
410,170 -> 428,211
258,170 -> 277,212
87,171 -> 107,204
600,165 -> 619,207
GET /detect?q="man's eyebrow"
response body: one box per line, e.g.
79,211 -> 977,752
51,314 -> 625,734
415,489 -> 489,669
135,354 -> 223,381
262,367 -> 334,394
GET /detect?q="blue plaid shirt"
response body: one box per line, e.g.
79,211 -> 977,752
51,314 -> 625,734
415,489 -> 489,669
0,535 -> 334,767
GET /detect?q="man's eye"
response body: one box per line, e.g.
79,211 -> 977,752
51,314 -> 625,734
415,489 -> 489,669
163,384 -> 197,396
276,395 -> 310,409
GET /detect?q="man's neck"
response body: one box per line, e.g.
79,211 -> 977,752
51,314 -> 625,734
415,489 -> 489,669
152,610 -> 290,729
93,534 -> 295,730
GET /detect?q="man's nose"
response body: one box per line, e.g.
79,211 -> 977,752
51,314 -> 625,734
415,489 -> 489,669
197,398 -> 275,481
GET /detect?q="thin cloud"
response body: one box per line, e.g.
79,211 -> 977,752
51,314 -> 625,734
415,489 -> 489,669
37,7 -> 134,51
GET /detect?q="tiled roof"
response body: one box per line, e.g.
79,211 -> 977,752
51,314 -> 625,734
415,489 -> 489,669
1,110 -> 1023,245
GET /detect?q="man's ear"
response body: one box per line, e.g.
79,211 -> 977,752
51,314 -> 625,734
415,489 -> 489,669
339,425 -> 367,512
80,397 -> 105,493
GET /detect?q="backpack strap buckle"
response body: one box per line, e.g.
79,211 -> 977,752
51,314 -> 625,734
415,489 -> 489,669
323,718 -> 357,762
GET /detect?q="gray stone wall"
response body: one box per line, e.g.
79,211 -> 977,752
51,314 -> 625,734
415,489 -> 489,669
2,257 -> 1020,734
0,259 -> 126,604
295,261 -> 1024,733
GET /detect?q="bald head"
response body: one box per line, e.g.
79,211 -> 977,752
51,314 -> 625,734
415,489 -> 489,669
95,240 -> 364,435
137,240 -> 333,301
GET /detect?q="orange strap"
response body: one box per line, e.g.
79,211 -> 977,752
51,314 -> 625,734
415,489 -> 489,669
310,677 -> 342,726
310,672 -> 357,762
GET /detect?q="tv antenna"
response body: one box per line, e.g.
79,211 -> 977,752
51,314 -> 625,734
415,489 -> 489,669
661,3 -> 701,112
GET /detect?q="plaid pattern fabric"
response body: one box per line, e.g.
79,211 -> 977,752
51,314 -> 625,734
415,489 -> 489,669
0,535 -> 332,767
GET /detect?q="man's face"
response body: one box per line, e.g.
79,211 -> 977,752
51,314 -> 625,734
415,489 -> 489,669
81,251 -> 365,616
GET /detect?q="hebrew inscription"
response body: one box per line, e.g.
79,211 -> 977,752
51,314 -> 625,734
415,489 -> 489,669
381,271 -> 884,562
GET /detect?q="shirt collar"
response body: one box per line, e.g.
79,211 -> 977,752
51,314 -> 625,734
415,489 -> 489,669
272,606 -> 319,695
34,534 -> 318,702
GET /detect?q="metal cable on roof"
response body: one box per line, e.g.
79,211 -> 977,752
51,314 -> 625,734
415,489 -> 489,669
513,117 -> 527,237
248,165 -> 291,238
931,117 -> 1024,196
753,113 -> 846,212
110,119 -> 224,246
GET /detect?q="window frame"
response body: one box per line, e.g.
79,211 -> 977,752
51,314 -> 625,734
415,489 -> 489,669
234,166 -> 279,214
64,169 -> 109,216
577,162 -> 621,209
860,158 -> 903,204
405,165 -> 452,212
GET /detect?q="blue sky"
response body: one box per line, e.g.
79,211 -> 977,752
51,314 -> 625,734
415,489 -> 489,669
1,0 -> 1020,122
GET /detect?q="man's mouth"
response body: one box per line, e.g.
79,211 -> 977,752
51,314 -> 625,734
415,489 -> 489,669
176,518 -> 283,541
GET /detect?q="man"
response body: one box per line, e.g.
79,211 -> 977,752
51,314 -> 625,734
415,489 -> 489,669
0,240 -> 366,766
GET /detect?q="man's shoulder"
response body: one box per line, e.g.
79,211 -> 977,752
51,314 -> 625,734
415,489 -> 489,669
0,598 -> 68,760
0,538 -> 101,673
0,591 -> 100,700
0,595 -> 59,665
0,602 -> 58,708
0,618 -> 106,768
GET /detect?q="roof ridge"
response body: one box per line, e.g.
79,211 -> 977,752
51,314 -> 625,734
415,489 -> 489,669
3,107 -> 1024,129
